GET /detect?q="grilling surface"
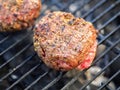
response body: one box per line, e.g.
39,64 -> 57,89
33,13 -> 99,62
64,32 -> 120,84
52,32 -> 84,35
0,0 -> 120,90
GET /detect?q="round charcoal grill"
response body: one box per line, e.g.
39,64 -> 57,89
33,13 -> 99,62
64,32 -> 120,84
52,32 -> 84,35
0,0 -> 120,90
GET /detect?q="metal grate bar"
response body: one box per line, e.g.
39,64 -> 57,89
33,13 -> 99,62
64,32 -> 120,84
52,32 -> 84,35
98,25 -> 120,54
80,0 -> 120,53
0,53 -> 36,81
92,38 -> 120,65
0,1 -> 119,89
81,0 -> 120,54
117,87 -> 120,90
62,1 -> 120,89
97,12 -> 120,30
24,71 -> 49,90
58,1 -> 74,11
98,25 -> 120,45
0,33 -> 30,56
61,70 -> 85,90
6,63 -> 41,90
0,36 -> 10,44
0,33 -> 9,37
92,0 -> 120,23
82,0 -> 107,18
61,38 -> 120,90
98,70 -> 120,90
0,43 -> 32,69
42,0 -> 45,3
56,0 -> 74,11
50,2 -> 61,8
41,0 -> 61,14
82,1 -> 120,52
80,53 -> 120,90
42,72 -> 63,90
73,0 -> 91,14
99,34 -> 120,54
61,10 -> 120,89
96,11 -> 120,54
40,0 -> 73,16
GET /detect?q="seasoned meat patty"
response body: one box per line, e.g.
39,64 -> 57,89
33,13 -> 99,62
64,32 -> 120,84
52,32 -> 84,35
33,11 -> 97,71
0,0 -> 41,32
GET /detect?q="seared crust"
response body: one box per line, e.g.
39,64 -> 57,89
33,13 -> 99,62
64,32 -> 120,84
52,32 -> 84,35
0,0 -> 41,32
77,41 -> 97,70
33,11 -> 97,71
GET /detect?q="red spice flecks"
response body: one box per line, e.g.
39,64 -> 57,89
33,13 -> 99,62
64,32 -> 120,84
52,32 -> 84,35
77,41 -> 97,70
5,15 -> 13,24
55,60 -> 72,70
77,59 -> 92,70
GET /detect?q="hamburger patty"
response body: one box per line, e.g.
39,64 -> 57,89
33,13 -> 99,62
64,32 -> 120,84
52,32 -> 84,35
0,0 -> 41,32
33,11 -> 97,71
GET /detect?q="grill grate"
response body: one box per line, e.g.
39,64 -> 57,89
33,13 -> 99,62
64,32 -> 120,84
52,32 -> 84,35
0,0 -> 120,90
